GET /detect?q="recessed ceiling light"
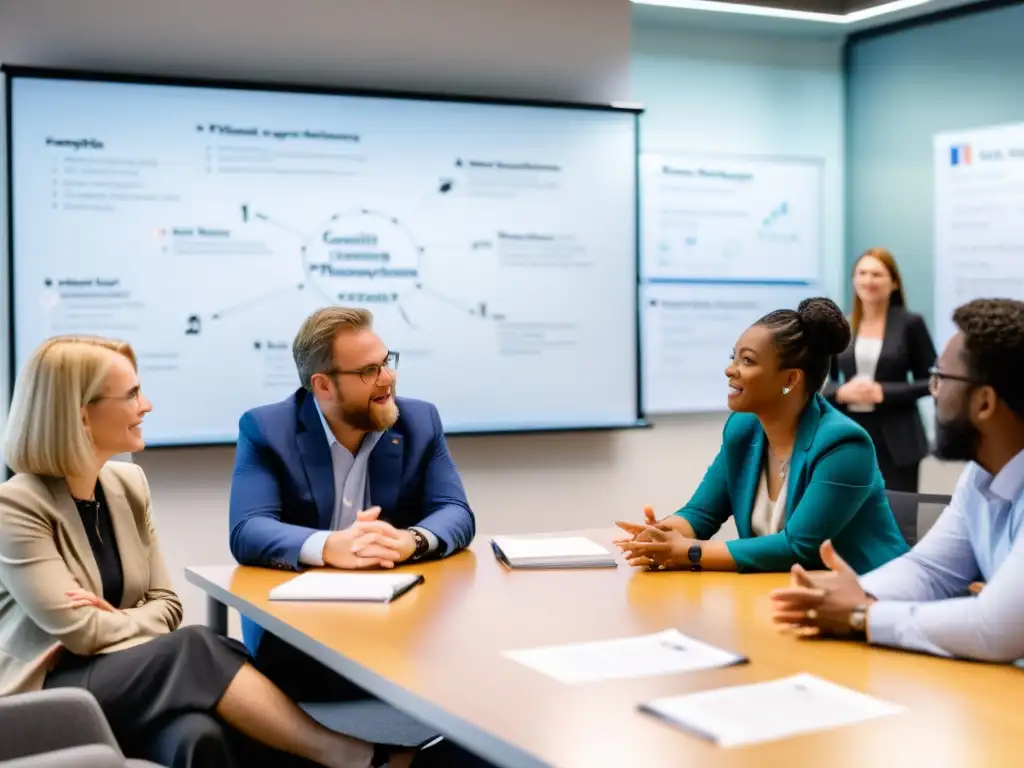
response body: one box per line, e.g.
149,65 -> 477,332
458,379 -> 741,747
632,0 -> 933,24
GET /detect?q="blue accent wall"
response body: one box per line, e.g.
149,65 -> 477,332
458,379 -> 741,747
845,2 -> 1024,328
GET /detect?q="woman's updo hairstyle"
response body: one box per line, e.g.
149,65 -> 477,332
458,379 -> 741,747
755,297 -> 851,396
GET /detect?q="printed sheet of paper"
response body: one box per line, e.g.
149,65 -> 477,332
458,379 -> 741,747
642,673 -> 905,748
504,629 -> 746,685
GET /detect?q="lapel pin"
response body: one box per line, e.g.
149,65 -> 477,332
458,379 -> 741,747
392,438 -> 400,444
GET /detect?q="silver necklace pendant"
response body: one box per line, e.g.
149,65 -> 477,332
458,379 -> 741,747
768,445 -> 791,481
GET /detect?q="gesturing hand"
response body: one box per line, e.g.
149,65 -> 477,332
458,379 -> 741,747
769,540 -> 874,638
322,506 -> 417,569
613,504 -> 658,542
65,588 -> 120,613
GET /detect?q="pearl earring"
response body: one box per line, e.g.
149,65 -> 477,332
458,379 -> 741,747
782,387 -> 791,395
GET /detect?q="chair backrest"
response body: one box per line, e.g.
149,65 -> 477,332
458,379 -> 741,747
885,489 -> 953,547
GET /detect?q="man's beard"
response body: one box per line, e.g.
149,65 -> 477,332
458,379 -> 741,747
933,410 -> 981,463
341,394 -> 399,432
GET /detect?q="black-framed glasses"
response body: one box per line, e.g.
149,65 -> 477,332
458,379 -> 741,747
327,351 -> 399,385
928,366 -> 983,396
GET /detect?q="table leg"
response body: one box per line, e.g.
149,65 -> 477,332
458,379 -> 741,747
206,595 -> 228,635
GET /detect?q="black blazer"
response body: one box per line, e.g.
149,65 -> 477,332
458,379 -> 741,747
824,305 -> 937,466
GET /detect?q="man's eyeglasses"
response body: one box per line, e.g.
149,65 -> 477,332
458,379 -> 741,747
328,351 -> 399,385
928,366 -> 983,396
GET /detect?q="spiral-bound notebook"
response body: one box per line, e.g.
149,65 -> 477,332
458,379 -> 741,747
268,572 -> 424,603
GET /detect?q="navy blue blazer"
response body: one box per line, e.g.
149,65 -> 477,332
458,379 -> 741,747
229,388 -> 475,655
229,388 -> 475,572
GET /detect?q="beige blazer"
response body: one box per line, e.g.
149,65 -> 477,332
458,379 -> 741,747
0,462 -> 183,696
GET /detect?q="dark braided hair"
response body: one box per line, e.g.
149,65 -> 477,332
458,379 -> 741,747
756,297 -> 851,396
953,298 -> 1024,418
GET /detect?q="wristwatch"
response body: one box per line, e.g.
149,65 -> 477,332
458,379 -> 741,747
408,528 -> 430,561
687,544 -> 703,572
849,604 -> 870,638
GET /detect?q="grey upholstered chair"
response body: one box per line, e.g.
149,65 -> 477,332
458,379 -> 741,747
0,688 -> 161,767
884,489 -> 952,548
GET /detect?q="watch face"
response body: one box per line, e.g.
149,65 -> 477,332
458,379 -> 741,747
687,544 -> 702,563
851,610 -> 866,632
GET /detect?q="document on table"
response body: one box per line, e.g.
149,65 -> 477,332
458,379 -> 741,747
640,673 -> 905,748
503,629 -> 747,684
268,572 -> 424,602
490,535 -> 617,569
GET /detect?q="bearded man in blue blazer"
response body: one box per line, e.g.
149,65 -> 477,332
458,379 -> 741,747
228,306 -> 477,763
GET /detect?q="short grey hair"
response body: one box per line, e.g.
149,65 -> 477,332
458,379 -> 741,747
292,306 -> 373,390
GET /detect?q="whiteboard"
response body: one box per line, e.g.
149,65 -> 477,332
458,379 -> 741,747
6,69 -> 642,446
933,122 -> 1024,349
639,153 -> 824,414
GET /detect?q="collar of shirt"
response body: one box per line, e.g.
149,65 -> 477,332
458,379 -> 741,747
313,398 -> 384,457
972,448 -> 1024,505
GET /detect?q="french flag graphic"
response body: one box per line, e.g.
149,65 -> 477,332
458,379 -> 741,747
950,144 -> 972,166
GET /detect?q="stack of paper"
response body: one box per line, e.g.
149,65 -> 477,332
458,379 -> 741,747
268,572 -> 423,603
504,629 -> 747,684
640,673 -> 905,747
490,535 -> 617,569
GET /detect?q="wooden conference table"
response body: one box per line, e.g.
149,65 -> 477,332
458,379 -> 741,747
186,530 -> 1024,768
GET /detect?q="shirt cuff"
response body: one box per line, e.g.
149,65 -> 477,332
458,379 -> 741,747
298,530 -> 331,567
865,600 -> 914,648
858,572 -> 885,600
411,526 -> 441,555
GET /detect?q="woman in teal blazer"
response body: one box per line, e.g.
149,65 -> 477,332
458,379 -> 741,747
618,297 -> 909,574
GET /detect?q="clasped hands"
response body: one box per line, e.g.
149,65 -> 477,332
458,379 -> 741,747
323,506 -> 418,570
836,379 -> 883,406
613,505 -> 697,570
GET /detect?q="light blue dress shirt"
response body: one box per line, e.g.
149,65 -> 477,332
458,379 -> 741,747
298,401 -> 438,566
859,449 -> 1024,662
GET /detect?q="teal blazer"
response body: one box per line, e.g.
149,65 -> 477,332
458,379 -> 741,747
675,394 -> 909,574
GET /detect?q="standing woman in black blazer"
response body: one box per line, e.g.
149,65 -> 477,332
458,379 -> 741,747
825,248 -> 937,492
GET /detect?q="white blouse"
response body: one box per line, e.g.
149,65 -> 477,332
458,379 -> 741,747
848,336 -> 884,413
750,469 -> 789,537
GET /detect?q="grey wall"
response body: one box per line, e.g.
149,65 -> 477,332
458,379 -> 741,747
845,2 -> 1024,326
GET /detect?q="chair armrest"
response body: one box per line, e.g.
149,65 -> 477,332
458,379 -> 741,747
0,689 -> 120,761
1,744 -> 126,768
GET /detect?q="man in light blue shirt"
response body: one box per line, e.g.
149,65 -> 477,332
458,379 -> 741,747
770,298 -> 1024,663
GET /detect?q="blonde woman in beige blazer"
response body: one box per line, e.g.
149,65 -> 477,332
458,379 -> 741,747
0,336 -> 407,768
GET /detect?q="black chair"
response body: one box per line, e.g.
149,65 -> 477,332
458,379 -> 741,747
885,489 -> 953,547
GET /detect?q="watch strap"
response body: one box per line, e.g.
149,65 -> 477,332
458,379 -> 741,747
409,527 -> 430,560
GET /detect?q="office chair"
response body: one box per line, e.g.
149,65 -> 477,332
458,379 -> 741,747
885,489 -> 952,547
0,688 -> 161,767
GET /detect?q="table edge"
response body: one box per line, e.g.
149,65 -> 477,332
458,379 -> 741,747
185,566 -> 551,768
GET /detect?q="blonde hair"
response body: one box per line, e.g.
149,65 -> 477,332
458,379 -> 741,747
292,307 -> 373,390
4,335 -> 138,477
